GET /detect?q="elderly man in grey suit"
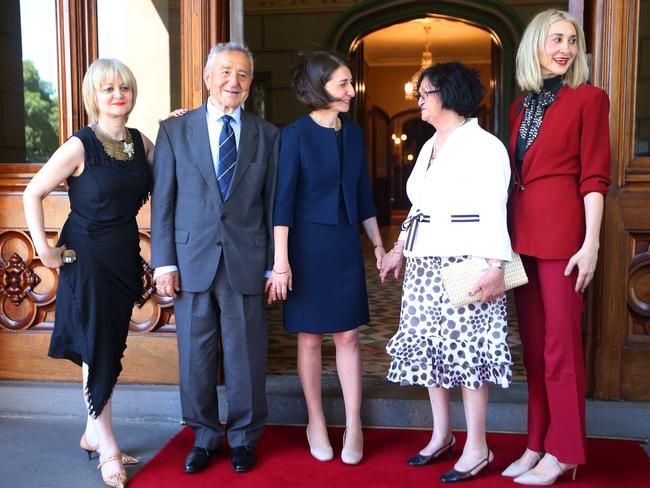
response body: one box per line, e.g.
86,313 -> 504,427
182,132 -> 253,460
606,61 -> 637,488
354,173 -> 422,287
151,42 -> 278,474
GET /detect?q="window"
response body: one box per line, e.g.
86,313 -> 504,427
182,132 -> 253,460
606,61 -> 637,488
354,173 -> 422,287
97,0 -> 181,142
0,0 -> 60,163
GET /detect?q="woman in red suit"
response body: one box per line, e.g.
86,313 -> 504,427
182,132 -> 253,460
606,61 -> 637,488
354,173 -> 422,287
503,9 -> 611,485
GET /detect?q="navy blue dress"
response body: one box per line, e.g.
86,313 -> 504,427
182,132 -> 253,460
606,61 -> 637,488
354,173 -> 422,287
49,126 -> 151,418
273,115 -> 376,333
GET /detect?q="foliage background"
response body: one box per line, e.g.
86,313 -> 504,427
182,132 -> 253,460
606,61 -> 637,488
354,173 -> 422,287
23,60 -> 58,162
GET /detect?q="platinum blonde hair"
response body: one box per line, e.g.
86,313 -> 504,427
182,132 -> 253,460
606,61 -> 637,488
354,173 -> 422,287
82,58 -> 137,123
204,42 -> 254,74
515,9 -> 589,91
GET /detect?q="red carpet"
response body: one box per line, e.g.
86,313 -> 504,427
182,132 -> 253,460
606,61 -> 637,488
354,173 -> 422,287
130,426 -> 649,487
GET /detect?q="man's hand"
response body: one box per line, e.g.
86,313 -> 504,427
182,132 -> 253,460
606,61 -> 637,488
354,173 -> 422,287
155,271 -> 180,298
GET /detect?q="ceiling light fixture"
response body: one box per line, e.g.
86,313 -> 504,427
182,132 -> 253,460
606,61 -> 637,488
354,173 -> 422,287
404,24 -> 432,100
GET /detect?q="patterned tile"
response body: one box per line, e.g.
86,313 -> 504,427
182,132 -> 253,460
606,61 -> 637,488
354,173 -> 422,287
267,226 -> 526,381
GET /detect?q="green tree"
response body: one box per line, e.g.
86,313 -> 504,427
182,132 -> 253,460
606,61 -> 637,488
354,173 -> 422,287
23,60 -> 59,162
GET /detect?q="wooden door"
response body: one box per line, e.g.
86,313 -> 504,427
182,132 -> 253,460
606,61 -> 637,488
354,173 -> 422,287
586,0 -> 650,400
370,106 -> 391,226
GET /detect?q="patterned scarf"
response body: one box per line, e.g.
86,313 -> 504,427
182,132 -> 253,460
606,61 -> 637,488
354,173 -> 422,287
515,75 -> 563,166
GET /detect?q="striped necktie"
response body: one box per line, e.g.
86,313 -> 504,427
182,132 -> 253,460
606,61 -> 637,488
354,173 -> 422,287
217,114 -> 237,199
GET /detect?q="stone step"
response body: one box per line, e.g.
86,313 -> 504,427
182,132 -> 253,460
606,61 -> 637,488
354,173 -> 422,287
1,378 -> 647,453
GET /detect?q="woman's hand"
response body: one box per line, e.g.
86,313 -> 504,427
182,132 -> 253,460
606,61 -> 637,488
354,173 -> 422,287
38,244 -> 66,269
469,268 -> 505,304
266,265 -> 292,304
565,241 -> 599,293
168,108 -> 188,118
373,245 -> 386,270
379,250 -> 404,283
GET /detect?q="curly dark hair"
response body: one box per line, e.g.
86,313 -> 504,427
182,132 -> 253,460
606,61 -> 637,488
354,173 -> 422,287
290,50 -> 352,110
417,62 -> 485,117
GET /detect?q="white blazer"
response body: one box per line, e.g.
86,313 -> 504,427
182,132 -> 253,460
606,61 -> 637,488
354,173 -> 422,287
399,118 -> 512,261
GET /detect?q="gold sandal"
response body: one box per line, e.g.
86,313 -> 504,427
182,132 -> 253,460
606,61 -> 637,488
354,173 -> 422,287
97,453 -> 127,488
80,434 -> 140,464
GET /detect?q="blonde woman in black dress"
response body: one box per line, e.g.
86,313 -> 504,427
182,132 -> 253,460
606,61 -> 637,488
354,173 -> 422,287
23,59 -> 153,488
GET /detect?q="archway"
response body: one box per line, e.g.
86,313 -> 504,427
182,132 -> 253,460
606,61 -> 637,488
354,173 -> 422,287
324,0 -> 522,225
324,0 -> 523,140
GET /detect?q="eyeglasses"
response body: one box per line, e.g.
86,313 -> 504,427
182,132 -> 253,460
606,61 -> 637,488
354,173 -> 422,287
417,89 -> 440,101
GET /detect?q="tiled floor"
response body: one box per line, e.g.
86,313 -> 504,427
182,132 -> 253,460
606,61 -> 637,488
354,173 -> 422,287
266,225 -> 525,380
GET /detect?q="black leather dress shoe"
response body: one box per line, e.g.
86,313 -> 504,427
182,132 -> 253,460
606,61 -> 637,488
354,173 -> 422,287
184,447 -> 217,473
231,446 -> 256,473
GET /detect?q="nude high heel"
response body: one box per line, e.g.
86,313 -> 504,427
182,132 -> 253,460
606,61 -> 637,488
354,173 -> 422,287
80,434 -> 140,464
306,427 -> 333,461
502,450 -> 543,477
341,429 -> 363,465
514,454 -> 578,486
97,453 -> 127,488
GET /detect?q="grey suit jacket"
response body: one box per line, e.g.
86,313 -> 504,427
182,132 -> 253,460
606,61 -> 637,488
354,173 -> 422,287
151,104 -> 279,295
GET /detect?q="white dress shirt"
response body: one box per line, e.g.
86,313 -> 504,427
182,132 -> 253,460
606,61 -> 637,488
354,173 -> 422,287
206,100 -> 242,177
399,118 -> 512,261
153,101 -> 242,280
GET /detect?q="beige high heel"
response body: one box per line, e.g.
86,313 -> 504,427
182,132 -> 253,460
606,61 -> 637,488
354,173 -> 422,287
80,434 -> 140,464
341,429 -> 363,465
97,453 -> 127,488
514,453 -> 577,486
306,426 -> 333,461
502,449 -> 543,477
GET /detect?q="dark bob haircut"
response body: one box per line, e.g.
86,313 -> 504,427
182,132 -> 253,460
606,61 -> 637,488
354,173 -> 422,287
290,50 -> 351,110
417,62 -> 485,117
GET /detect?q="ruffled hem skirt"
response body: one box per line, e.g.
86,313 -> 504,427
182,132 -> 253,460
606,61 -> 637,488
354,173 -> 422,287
386,256 -> 512,390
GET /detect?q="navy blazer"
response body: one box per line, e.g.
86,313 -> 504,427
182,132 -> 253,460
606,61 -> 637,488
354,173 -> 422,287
273,115 -> 376,227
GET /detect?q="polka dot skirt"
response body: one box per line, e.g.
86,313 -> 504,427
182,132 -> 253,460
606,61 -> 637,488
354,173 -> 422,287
386,256 -> 512,390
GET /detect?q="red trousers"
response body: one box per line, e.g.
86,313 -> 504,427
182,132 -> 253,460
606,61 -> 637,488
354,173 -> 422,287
514,255 -> 587,464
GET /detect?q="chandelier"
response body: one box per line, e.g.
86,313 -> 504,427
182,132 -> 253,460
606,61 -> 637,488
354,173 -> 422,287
404,25 -> 432,100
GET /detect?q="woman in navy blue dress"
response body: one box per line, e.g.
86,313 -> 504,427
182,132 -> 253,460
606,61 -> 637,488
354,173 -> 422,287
268,51 -> 384,465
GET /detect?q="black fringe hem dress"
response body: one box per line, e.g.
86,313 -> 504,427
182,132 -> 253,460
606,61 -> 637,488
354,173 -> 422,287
48,125 -> 151,418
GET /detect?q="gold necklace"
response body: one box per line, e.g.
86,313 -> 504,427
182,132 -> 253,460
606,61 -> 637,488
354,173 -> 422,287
91,122 -> 135,161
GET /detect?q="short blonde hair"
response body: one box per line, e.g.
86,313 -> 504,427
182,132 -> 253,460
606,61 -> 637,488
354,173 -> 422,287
516,9 -> 589,91
82,58 -> 138,122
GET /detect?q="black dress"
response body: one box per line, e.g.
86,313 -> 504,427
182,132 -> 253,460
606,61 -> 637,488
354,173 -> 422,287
49,125 -> 151,418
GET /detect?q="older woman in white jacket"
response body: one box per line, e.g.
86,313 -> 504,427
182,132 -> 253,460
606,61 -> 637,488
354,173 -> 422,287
380,62 -> 512,483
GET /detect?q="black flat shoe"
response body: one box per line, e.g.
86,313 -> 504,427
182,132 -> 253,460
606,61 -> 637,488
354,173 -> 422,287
184,447 -> 217,473
231,446 -> 256,473
407,435 -> 456,466
440,450 -> 492,483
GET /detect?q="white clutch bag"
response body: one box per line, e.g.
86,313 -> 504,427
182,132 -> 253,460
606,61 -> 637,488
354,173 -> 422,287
440,253 -> 529,307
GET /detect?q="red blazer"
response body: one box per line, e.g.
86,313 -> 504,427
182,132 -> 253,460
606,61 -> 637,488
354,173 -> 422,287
507,84 -> 611,259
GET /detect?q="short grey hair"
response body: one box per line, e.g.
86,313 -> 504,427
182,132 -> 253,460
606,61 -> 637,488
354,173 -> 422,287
204,42 -> 254,74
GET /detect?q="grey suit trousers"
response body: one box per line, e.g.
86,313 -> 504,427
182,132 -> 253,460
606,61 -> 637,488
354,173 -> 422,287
173,261 -> 268,449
